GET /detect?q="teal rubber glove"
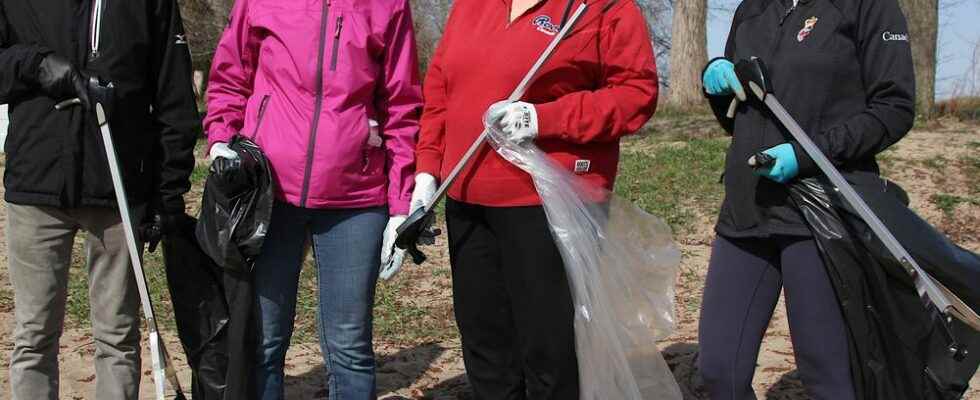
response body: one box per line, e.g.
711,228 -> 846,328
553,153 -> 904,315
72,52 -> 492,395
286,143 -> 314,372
702,59 -> 747,100
750,143 -> 799,184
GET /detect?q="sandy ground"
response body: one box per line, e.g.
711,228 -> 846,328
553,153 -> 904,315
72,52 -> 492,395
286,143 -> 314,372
0,121 -> 978,399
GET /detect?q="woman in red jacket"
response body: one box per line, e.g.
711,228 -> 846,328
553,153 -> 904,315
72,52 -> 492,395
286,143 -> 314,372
415,0 -> 659,397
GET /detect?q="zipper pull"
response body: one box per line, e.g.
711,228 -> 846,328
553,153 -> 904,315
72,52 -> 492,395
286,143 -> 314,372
335,16 -> 344,38
779,5 -> 797,25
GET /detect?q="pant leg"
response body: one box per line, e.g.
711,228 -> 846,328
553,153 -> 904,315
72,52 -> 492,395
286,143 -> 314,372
445,199 -> 525,400
777,238 -> 855,400
698,235 -> 783,400
79,207 -> 143,400
486,205 -> 579,400
309,207 -> 386,400
252,202 -> 309,400
7,204 -> 77,400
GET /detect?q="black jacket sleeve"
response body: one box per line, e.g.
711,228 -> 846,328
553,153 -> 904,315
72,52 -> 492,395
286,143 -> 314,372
705,7 -> 743,135
796,0 -> 915,175
147,0 -> 201,215
0,2 -> 50,104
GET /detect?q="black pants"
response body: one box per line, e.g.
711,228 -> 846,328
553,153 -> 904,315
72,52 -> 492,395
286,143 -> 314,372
446,198 -> 579,400
698,235 -> 855,400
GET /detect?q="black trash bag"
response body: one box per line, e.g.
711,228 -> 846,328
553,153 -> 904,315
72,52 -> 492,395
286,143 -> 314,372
196,135 -> 274,272
163,216 -> 256,400
788,173 -> 980,400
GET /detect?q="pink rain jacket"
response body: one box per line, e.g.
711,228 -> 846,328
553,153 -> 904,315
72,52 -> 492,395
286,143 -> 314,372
205,0 -> 422,214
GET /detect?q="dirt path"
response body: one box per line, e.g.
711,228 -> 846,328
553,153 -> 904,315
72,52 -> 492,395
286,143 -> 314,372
0,121 -> 978,399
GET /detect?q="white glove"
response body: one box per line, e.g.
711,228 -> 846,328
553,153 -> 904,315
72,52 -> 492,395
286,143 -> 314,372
379,173 -> 441,281
209,142 -> 239,162
411,173 -> 438,214
380,215 -> 407,281
491,101 -> 538,143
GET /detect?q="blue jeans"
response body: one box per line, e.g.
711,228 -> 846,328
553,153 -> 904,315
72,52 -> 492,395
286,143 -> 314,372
252,202 -> 386,400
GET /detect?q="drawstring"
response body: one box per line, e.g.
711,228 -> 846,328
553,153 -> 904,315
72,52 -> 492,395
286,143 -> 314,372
558,0 -> 575,28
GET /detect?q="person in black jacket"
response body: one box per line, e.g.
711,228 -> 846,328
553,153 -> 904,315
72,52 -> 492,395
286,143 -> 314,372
0,1 -> 199,399
696,0 -> 915,398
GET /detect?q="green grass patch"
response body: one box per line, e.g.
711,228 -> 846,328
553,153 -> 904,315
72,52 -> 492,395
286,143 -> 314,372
919,155 -> 948,171
190,163 -> 210,186
374,276 -> 455,344
0,285 -> 13,313
616,138 -> 727,232
249,255 -> 456,345
64,235 -> 178,331
629,112 -> 728,142
930,194 -> 980,218
961,155 -> 980,195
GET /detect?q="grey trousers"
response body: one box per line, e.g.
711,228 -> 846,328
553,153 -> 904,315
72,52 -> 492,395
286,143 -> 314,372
7,204 -> 142,400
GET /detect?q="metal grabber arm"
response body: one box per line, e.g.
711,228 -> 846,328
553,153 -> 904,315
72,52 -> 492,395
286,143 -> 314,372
56,78 -> 184,399
732,57 -> 980,345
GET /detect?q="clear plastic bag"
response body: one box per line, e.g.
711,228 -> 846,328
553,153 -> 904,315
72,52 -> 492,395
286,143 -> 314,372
485,108 -> 683,399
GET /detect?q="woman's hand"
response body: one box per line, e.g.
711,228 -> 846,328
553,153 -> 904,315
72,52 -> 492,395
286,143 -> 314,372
380,215 -> 408,280
749,143 -> 799,183
703,59 -> 746,100
208,142 -> 239,162
379,173 -> 440,280
489,101 -> 538,144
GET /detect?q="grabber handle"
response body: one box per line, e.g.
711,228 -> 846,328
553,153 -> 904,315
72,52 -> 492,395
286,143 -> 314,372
734,57 -> 773,101
726,98 -> 739,119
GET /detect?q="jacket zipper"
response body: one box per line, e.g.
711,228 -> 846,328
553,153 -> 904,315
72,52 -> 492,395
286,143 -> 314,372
300,0 -> 331,207
250,95 -> 271,139
89,0 -> 106,60
756,1 -> 796,154
778,3 -> 797,25
330,16 -> 343,71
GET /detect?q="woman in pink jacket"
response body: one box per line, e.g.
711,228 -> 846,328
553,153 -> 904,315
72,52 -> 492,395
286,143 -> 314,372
204,1 -> 433,398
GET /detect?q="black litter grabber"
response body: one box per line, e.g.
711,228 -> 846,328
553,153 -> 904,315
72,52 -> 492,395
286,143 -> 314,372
732,57 -> 980,335
395,2 -> 590,264
57,79 -> 185,400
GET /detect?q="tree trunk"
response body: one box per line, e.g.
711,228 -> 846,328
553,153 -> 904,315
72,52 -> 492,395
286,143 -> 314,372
666,0 -> 708,109
897,0 -> 938,117
179,0 -> 236,72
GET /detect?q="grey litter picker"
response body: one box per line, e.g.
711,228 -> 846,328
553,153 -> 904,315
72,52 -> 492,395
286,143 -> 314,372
57,79 -> 184,400
395,2 -> 589,263
732,57 -> 980,339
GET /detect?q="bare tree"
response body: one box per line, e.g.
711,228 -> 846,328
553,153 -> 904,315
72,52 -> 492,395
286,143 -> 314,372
179,0 -> 234,72
410,0 -> 453,74
666,0 -> 707,108
636,0 -> 674,90
897,0 -> 939,117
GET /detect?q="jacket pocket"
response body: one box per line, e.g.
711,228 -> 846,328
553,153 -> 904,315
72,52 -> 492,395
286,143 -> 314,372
329,15 -> 344,72
361,118 -> 383,174
249,95 -> 271,139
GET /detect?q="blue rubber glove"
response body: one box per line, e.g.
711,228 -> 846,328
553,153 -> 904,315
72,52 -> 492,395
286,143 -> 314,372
702,59 -> 747,100
751,143 -> 799,184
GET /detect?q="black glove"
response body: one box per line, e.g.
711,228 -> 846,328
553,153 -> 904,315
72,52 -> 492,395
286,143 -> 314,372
37,54 -> 90,109
139,213 -> 189,253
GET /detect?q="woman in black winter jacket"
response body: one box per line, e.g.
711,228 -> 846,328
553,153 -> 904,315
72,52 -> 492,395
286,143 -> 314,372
697,0 -> 915,398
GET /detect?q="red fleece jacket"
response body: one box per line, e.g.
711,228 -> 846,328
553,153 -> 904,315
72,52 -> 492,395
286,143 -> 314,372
416,0 -> 659,206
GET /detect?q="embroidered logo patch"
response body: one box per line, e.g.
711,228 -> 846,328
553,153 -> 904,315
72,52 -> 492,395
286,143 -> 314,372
533,15 -> 559,36
797,16 -> 819,42
574,159 -> 591,173
882,31 -> 909,42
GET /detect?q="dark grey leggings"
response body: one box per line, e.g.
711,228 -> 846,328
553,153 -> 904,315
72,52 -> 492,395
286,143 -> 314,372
698,235 -> 855,400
